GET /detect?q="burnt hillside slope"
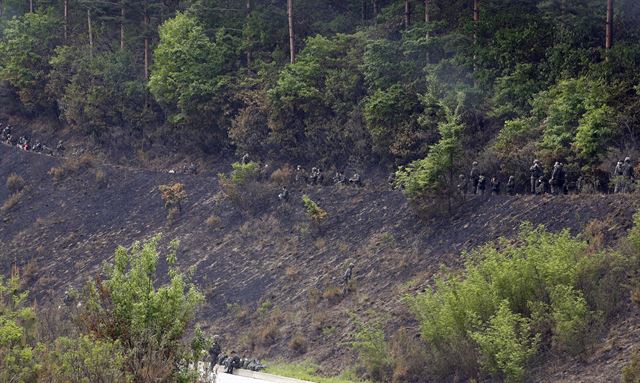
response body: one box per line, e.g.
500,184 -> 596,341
0,143 -> 638,382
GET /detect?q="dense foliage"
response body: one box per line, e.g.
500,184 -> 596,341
0,1 -> 637,182
0,237 -> 205,382
406,222 -> 633,381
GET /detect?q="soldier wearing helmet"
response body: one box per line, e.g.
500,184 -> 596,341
530,159 -> 544,194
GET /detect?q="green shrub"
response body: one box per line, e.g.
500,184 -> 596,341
469,301 -> 540,382
229,161 -> 260,185
302,195 -> 328,222
40,335 -> 129,382
623,351 -> 640,383
159,183 -> 187,222
351,318 -> 392,382
77,235 -> 203,382
0,272 -> 40,383
410,223 -> 626,380
549,285 -> 594,355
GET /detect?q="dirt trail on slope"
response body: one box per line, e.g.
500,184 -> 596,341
0,144 -> 638,382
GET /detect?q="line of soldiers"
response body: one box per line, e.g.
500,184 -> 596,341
208,336 -> 265,375
612,157 -> 636,193
294,165 -> 363,188
460,161 -> 520,196
1,124 -> 65,156
460,157 -> 635,196
278,165 -> 363,202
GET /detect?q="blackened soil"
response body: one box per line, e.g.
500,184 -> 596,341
0,144 -> 637,382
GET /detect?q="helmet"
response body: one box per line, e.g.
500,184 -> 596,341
534,159 -> 540,164
349,263 -> 354,268
554,161 -> 560,166
625,157 -> 631,162
472,161 -> 478,166
213,334 -> 220,340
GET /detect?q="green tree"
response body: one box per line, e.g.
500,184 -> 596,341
269,32 -> 368,161
0,11 -> 60,113
149,12 -> 239,133
48,47 -> 151,136
0,271 -> 40,383
395,108 -> 464,210
78,235 -> 203,382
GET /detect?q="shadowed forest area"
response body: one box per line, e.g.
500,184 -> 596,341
3,1 -> 640,382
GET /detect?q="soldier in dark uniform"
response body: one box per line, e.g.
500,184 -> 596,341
506,176 -> 516,196
309,167 -> 318,185
536,176 -> 546,195
477,175 -> 487,195
530,159 -> 544,194
56,140 -> 65,156
470,161 -> 479,194
1,126 -> 10,141
613,160 -> 624,193
550,162 -> 565,195
343,263 -> 354,295
278,186 -> 289,201
490,176 -> 500,195
295,165 -> 307,185
241,153 -> 249,165
209,335 -> 221,371
225,351 -> 241,374
457,174 -> 468,195
186,162 -> 198,175
349,173 -> 362,187
623,157 -> 635,193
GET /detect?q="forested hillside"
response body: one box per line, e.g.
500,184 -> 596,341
4,1 -> 640,383
1,0 -> 640,178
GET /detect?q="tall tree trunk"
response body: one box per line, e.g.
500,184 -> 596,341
246,0 -> 252,67
473,0 -> 480,45
144,0 -> 149,79
372,0 -> 377,16
63,0 -> 68,41
120,1 -> 125,50
425,0 -> 430,40
404,0 -> 411,29
361,0 -> 366,21
606,0 -> 613,52
87,9 -> 93,58
0,0 -> 3,17
287,0 -> 295,64
29,0 -> 33,12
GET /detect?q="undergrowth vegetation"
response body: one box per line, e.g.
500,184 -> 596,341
159,182 -> 187,222
265,360 -> 362,383
0,236 -> 205,382
352,216 -> 640,382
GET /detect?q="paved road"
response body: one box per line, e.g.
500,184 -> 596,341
216,372 -> 266,383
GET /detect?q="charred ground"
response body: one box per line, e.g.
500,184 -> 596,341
1,144 -> 639,382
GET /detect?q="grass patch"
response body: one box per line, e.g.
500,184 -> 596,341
6,173 -> 25,193
2,191 -> 23,212
265,361 -> 363,383
206,214 -> 220,228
